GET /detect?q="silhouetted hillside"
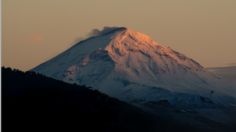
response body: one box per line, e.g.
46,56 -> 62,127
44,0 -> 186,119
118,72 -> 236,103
4,67 -> 233,132
2,67 -> 164,132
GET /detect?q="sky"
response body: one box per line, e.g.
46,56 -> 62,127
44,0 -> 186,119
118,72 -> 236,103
2,0 -> 236,71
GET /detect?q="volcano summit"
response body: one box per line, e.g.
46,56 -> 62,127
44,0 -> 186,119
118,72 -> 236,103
32,27 -> 234,106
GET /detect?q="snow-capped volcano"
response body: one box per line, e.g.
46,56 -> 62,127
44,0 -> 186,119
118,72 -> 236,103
32,27 -> 234,106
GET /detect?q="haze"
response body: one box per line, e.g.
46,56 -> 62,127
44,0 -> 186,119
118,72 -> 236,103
2,0 -> 236,71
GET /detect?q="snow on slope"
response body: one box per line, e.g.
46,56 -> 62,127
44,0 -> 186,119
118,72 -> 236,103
32,27 -> 235,107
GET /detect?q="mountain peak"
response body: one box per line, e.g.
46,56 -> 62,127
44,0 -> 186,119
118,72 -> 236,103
112,27 -> 156,45
33,27 -> 217,102
91,26 -> 154,45
90,26 -> 127,36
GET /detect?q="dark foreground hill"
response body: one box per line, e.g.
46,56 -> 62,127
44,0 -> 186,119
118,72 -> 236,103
2,67 -> 171,132
2,67 -> 236,132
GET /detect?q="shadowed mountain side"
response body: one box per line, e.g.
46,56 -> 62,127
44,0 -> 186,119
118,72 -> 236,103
3,67 -> 236,132
2,67 -> 197,132
2,68 -> 155,132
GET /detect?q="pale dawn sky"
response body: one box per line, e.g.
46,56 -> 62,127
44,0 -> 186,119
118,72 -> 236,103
2,0 -> 236,71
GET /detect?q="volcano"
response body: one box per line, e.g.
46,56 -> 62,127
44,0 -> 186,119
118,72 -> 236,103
32,27 -> 233,106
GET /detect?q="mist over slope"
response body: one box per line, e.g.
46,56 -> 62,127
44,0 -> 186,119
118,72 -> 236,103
207,66 -> 236,96
207,66 -> 236,80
